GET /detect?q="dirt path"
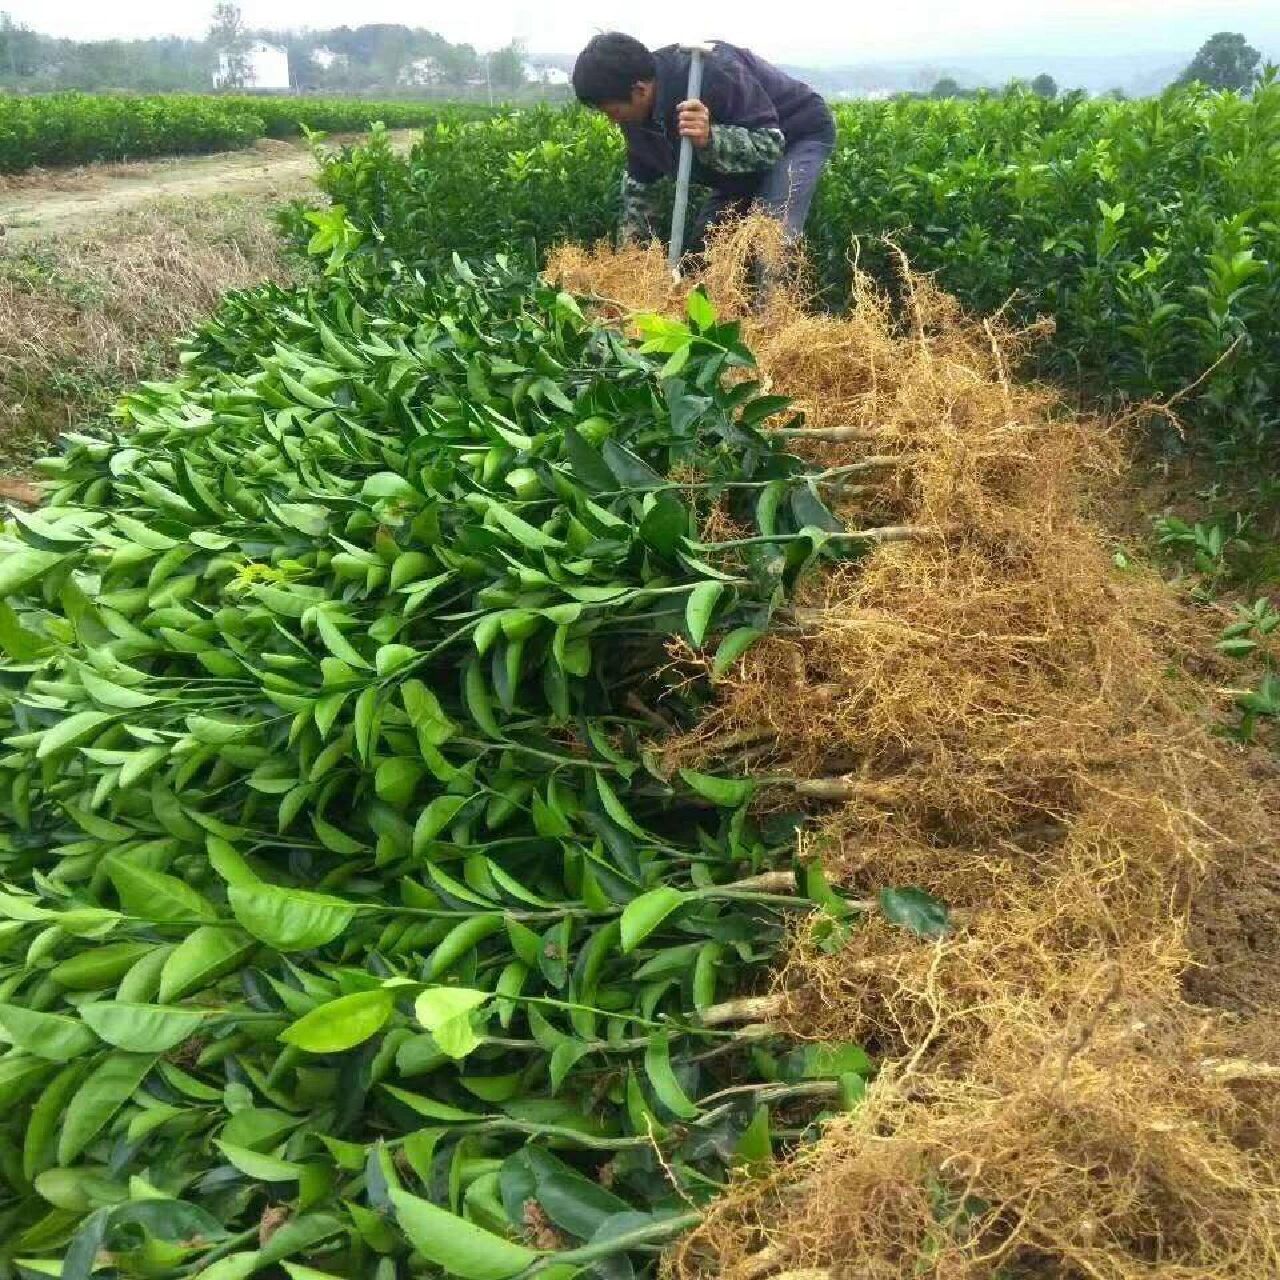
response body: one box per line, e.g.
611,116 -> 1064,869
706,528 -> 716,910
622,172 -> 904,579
0,130 -> 417,244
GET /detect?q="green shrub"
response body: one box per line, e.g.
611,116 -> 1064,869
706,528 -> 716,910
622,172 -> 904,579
218,94 -> 494,139
300,77 -> 1280,454
0,92 -> 262,170
0,93 -> 490,173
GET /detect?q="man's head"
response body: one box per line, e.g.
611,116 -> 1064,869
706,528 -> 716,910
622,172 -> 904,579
572,32 -> 656,125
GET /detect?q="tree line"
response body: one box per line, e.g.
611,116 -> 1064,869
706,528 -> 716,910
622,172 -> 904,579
0,5 -> 533,95
919,32 -> 1265,100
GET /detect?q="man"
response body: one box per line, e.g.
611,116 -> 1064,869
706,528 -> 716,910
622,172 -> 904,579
572,32 -> 836,253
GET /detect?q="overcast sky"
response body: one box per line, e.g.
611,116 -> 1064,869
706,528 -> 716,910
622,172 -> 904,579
6,0 -> 1279,63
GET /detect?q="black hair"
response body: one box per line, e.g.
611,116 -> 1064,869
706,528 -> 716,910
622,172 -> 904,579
572,32 -> 656,105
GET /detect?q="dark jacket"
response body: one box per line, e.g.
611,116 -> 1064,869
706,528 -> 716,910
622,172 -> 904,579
621,42 -> 836,198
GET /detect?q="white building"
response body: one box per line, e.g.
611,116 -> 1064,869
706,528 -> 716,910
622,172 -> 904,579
214,41 -> 291,91
311,46 -> 348,72
400,56 -> 443,87
522,62 -> 570,87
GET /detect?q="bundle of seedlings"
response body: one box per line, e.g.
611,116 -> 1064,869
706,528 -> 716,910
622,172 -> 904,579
548,219 -> 1280,1278
0,255 -> 936,1277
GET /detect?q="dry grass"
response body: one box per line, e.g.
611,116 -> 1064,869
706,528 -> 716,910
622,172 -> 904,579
547,219 -> 1280,1280
0,193 -> 295,472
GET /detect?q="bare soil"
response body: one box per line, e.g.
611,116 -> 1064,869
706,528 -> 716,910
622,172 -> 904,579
0,130 -> 417,244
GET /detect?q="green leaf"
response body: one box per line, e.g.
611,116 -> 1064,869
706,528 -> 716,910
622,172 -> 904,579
275,502 -> 330,535
679,768 -> 754,808
685,581 -> 723,647
280,989 -> 393,1053
0,1004 -> 99,1062
49,942 -> 154,991
228,883 -> 356,951
187,713 -> 254,745
35,710 -> 114,760
222,1106 -> 299,1151
0,599 -> 50,659
686,288 -> 718,331
563,424 -> 616,491
382,1085 -> 483,1123
79,668 -> 160,709
488,501 -> 565,551
464,658 -> 502,738
413,987 -> 489,1060
510,1147 -> 631,1241
661,341 -> 692,379
878,886 -> 950,939
594,772 -> 646,838
733,1105 -> 772,1172
215,1139 -> 304,1182
375,756 -> 424,807
781,1041 -> 873,1080
602,440 -> 663,489
739,394 -> 793,428
316,609 -> 371,668
413,794 -> 469,851
0,546 -> 61,596
425,913 -> 505,979
159,926 -> 256,1002
390,1187 -> 538,1279
376,642 -> 418,676
791,484 -> 845,533
549,1038 -> 592,1093
746,483 -> 784,546
78,1003 -> 206,1053
313,813 -> 365,854
643,1035 -> 699,1119
1216,636 -> 1258,657
58,1051 -> 156,1164
712,626 -> 763,678
106,858 -> 218,924
621,887 -> 687,953
638,494 -> 690,558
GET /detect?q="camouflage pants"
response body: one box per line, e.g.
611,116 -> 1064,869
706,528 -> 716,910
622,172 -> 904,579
690,137 -> 835,252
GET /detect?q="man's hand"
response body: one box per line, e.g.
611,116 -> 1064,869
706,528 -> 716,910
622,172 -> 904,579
677,99 -> 712,149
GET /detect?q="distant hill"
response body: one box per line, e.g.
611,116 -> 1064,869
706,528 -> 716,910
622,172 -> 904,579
536,44 -> 1277,101
778,51 -> 1216,98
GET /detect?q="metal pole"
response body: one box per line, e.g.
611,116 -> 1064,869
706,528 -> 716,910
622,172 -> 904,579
667,45 -> 707,275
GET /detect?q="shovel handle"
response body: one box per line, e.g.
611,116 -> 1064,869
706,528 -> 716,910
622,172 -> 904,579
667,48 -> 707,273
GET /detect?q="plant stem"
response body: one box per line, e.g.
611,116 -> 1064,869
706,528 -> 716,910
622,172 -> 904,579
184,1225 -> 262,1274
517,1210 -> 704,1276
700,525 -> 936,551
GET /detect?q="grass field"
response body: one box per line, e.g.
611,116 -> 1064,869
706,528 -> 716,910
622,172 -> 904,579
0,194 -> 297,473
0,131 -> 409,477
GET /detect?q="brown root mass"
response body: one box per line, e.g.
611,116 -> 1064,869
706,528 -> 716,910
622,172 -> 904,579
547,219 -> 1280,1279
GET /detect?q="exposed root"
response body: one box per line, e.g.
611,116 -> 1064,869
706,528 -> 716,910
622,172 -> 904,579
547,216 -> 1280,1280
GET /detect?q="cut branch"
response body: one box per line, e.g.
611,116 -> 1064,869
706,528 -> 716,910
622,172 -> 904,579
724,869 -> 798,894
1199,1057 -> 1280,1083
707,525 -> 942,552
775,425 -> 887,443
701,993 -> 787,1027
787,776 -> 901,803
